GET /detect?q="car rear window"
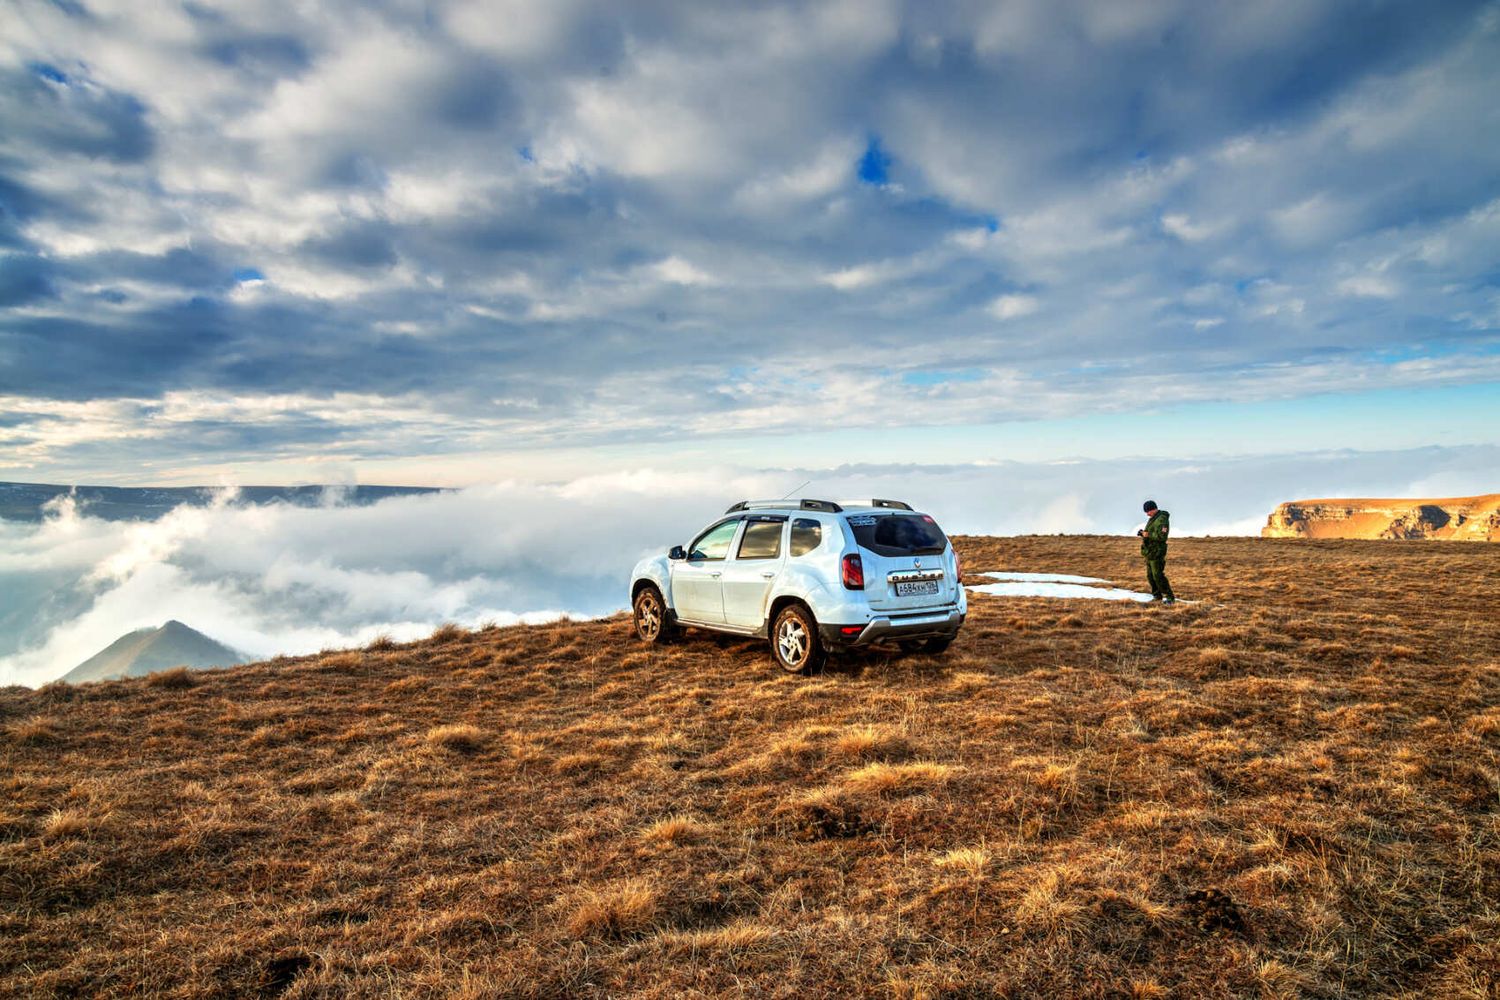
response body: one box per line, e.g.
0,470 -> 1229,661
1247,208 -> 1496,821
848,513 -> 947,556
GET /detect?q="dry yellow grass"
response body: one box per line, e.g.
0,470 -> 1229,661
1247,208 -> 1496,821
933,845 -> 991,878
4,715 -> 60,746
840,760 -> 960,794
639,813 -> 708,845
423,723 -> 485,754
0,535 -> 1497,996
144,666 -> 195,690
565,878 -> 661,938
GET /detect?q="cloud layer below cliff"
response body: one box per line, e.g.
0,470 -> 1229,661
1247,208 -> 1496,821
3,444 -> 1492,687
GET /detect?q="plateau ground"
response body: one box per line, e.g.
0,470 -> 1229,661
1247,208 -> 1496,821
2,536 -> 1496,997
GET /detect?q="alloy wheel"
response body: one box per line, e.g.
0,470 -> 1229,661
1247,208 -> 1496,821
777,616 -> 807,667
636,592 -> 661,641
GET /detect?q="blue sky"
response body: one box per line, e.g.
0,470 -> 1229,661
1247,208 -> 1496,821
1,0 -> 1498,490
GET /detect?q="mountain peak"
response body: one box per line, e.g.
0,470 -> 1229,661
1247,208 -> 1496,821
62,621 -> 247,684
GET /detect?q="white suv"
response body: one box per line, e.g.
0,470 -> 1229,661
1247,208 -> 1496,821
629,498 -> 966,672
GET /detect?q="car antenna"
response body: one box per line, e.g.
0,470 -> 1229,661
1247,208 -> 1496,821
779,479 -> 810,499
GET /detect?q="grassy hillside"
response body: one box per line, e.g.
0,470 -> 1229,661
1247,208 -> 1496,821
2,536 -> 1497,998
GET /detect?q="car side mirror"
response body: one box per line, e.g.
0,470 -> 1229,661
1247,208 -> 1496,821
668,545 -> 687,561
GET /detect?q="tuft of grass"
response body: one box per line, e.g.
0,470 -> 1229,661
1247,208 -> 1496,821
640,814 -> 708,846
425,723 -> 485,754
1013,869 -> 1086,939
830,724 -> 912,762
146,666 -> 196,690
657,919 -> 774,954
7,715 -> 61,746
1196,646 -> 1232,669
840,761 -> 959,795
933,846 -> 991,878
565,878 -> 660,938
429,622 -> 467,644
42,807 -> 97,841
553,752 -> 605,774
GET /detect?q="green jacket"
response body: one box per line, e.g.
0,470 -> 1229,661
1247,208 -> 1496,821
1141,510 -> 1170,558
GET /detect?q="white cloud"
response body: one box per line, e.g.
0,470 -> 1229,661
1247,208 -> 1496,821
822,265 -> 883,290
1161,212 -> 1228,242
0,0 -> 1496,485
1336,275 -> 1399,299
987,294 -> 1039,320
650,255 -> 716,286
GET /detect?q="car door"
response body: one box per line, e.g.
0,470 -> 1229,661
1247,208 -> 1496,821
720,515 -> 787,628
670,518 -> 741,624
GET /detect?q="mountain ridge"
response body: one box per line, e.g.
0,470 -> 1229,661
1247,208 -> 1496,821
0,481 -> 444,523
61,620 -> 247,684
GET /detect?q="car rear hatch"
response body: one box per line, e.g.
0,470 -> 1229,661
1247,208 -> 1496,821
847,512 -> 958,611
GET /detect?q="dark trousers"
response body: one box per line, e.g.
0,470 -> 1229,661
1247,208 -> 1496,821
1145,556 -> 1174,600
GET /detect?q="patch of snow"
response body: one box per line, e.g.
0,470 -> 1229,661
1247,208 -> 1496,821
967,581 -> 1155,602
980,571 -> 1108,585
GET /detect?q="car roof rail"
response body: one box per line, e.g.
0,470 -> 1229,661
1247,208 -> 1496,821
725,498 -> 846,514
869,498 -> 913,510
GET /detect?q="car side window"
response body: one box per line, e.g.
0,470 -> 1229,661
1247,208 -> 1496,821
736,519 -> 783,560
789,518 -> 822,557
688,519 -> 740,561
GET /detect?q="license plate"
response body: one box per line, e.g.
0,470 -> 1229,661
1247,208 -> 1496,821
895,580 -> 939,597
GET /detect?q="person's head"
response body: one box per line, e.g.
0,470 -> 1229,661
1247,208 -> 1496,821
1143,500 -> 1158,514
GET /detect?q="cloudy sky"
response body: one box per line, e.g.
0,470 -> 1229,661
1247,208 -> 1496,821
2,0 -> 1497,489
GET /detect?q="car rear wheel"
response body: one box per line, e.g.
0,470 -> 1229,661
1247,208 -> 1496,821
633,585 -> 678,644
771,604 -> 825,674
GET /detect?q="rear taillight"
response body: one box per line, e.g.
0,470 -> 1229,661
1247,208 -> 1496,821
841,553 -> 864,590
953,549 -> 962,584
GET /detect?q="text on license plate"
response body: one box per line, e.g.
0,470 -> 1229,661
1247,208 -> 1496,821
894,580 -> 940,597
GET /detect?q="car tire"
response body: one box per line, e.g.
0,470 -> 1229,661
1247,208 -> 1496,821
919,637 -> 953,654
771,604 -> 825,674
633,585 -> 678,645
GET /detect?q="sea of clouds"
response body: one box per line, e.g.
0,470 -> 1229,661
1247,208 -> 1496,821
2,446 -> 1493,687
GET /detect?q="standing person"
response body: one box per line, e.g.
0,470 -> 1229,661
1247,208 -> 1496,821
1137,500 -> 1176,604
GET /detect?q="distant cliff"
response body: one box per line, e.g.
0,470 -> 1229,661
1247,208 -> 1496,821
1262,494 -> 1500,541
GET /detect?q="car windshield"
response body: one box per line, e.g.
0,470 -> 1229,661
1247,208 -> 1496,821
848,513 -> 947,557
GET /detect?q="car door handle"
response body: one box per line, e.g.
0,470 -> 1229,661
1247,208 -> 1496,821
710,571 -> 722,578
760,572 -> 775,578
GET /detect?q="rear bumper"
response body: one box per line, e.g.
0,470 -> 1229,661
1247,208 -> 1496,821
820,609 -> 965,648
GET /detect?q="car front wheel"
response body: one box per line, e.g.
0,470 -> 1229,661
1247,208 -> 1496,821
633,585 -> 678,644
771,604 -> 825,674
